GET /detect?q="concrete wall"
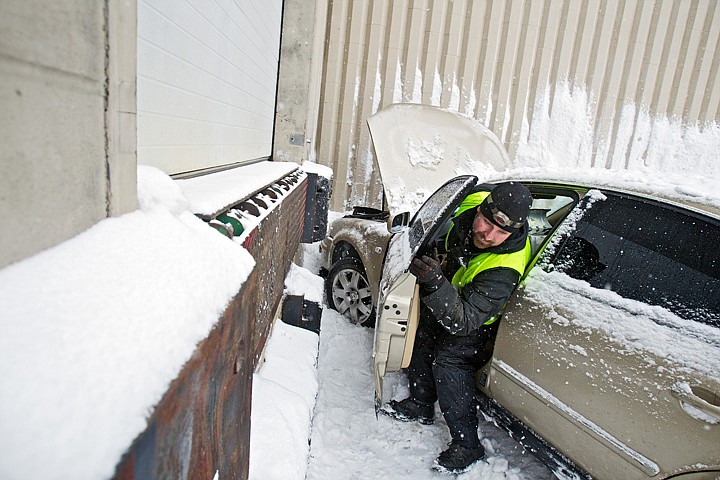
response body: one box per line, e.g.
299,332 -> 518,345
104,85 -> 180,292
273,0 -> 329,165
0,0 -> 137,269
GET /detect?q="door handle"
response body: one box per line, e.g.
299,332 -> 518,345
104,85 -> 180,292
671,382 -> 720,424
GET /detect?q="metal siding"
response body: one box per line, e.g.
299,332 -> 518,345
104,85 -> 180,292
315,0 -> 720,211
137,0 -> 282,175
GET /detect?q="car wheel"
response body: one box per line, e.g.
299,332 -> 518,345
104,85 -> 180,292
325,258 -> 376,327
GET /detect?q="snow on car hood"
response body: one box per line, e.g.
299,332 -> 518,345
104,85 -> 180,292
367,104 -> 511,216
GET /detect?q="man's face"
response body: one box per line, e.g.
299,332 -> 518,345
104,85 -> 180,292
472,207 -> 512,249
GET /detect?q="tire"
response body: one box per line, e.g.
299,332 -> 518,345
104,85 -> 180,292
325,258 -> 376,327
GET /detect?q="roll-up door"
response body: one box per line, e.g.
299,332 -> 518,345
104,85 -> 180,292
137,0 -> 282,175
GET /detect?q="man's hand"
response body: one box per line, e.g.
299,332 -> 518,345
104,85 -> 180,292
409,253 -> 445,292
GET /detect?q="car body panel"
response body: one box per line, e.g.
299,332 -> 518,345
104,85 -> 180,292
373,175 -> 478,406
323,216 -> 392,303
367,103 -> 511,217
373,272 -> 419,406
323,103 -> 720,479
479,189 -> 720,479
489,269 -> 720,479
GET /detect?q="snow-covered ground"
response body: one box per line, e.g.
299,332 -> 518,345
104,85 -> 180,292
249,245 -> 555,480
305,311 -> 554,480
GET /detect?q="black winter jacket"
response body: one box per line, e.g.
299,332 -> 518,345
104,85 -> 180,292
421,195 -> 529,336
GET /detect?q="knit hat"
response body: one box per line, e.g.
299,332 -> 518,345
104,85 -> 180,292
479,182 -> 533,232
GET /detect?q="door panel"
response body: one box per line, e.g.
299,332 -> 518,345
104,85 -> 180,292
489,191 -> 720,479
373,176 -> 477,406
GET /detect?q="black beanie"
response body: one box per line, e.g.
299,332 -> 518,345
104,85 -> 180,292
479,182 -> 533,232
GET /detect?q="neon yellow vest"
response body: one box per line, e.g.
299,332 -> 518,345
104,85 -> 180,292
446,192 -> 532,324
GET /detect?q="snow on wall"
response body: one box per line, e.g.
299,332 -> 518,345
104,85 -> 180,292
0,167 -> 255,480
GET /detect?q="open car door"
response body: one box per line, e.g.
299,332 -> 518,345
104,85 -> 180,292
373,175 -> 477,409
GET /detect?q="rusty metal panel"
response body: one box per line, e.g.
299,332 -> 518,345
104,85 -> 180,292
112,273 -> 256,480
112,174 -> 307,480
243,176 -> 307,367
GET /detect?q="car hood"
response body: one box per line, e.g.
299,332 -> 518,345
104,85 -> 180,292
366,103 -> 511,216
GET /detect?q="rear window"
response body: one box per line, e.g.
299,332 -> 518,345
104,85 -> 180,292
550,192 -> 719,328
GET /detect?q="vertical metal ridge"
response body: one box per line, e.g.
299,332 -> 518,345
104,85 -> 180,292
354,0 -> 384,207
651,0 -> 682,117
590,0 -> 624,168
457,0 -> 482,116
379,0 -> 401,106
682,1 -> 714,123
546,0 -> 571,111
440,0 -> 467,109
699,2 -> 720,123
316,0 -> 720,211
401,0 -> 426,104
316,0 -> 348,207
667,1 -> 698,119
477,0 -> 504,125
422,0 -> 448,105
414,0 -> 432,106
489,0 -> 516,136
521,0 -> 552,146
605,0 -> 645,169
339,0 -> 370,208
505,0 -> 541,157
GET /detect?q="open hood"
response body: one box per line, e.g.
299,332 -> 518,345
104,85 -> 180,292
367,104 -> 511,216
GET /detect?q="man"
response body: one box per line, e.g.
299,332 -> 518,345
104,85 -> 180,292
381,181 -> 533,474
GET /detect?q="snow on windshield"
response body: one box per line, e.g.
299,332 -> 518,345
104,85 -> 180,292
377,226 -> 412,306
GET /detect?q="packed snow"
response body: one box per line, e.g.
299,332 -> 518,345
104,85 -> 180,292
175,161 -> 300,216
0,160 -> 313,480
249,249 -> 555,480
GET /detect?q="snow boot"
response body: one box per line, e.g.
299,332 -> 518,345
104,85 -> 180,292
380,397 -> 434,425
432,441 -> 485,474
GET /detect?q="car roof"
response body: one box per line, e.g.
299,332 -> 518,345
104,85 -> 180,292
518,179 -> 720,221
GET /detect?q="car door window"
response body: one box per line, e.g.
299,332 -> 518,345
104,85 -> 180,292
550,192 -> 720,328
407,176 -> 479,255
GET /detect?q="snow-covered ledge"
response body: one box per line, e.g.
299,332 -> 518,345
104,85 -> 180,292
176,160 -> 301,218
0,167 -> 256,479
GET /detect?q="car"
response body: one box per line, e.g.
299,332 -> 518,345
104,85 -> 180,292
320,104 -> 720,480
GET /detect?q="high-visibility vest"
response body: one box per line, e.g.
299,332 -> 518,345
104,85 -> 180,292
446,192 -> 532,325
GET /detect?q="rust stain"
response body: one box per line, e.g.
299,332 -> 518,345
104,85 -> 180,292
112,176 -> 307,480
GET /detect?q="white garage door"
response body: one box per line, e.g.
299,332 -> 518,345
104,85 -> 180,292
137,0 -> 282,175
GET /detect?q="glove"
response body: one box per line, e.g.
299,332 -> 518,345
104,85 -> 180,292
409,253 -> 445,292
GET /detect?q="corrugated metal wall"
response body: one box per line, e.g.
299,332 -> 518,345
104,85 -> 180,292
315,0 -> 720,211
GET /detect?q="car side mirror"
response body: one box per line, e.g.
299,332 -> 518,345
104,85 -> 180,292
389,212 -> 410,233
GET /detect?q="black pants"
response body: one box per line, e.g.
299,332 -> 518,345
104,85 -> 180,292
407,306 -> 498,448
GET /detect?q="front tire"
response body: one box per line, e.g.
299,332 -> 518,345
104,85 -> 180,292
325,258 -> 376,327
